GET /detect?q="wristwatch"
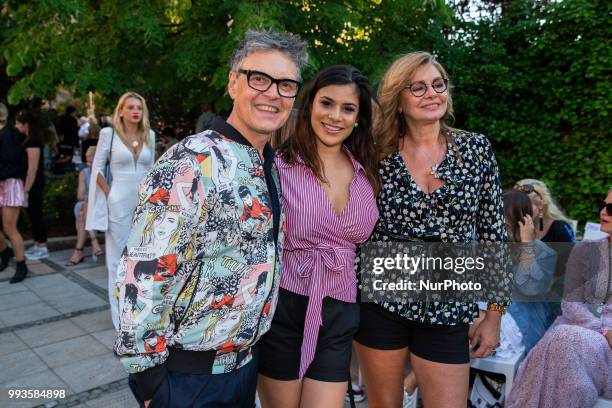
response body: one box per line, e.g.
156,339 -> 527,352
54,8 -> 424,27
487,303 -> 507,315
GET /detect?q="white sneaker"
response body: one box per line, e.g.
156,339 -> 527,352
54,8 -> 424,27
402,387 -> 418,408
345,382 -> 366,403
25,246 -> 49,260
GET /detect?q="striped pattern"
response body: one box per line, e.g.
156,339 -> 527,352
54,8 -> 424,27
275,148 -> 379,379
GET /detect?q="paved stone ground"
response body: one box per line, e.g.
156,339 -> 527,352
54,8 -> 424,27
0,247 -> 370,408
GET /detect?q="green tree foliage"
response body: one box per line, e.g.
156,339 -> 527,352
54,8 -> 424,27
1,0 -> 609,222
446,0 -> 611,222
0,0 -> 452,112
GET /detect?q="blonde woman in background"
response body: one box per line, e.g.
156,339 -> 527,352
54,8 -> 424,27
87,92 -> 155,330
513,179 -> 575,243
66,146 -> 103,266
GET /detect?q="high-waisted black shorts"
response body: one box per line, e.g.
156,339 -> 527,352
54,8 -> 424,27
354,302 -> 470,364
258,288 -> 359,382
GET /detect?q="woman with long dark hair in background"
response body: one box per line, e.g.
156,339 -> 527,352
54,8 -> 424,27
0,104 -> 28,283
15,111 -> 49,263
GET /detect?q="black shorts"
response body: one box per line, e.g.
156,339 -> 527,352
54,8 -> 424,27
258,288 -> 359,382
354,302 -> 470,364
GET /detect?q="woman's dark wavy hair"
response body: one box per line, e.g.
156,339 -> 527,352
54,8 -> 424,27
503,189 -> 533,243
15,110 -> 43,146
278,65 -> 380,193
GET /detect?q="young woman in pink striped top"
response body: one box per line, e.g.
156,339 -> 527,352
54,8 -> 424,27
257,65 -> 380,408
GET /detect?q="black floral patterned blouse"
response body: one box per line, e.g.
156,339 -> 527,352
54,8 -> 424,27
360,129 -> 509,325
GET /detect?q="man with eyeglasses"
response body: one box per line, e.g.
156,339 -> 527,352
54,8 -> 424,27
115,29 -> 308,407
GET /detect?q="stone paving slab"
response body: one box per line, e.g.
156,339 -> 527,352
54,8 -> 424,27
74,267 -> 107,282
32,281 -> 88,302
0,332 -> 29,357
0,303 -> 62,327
33,335 -> 109,369
26,262 -> 56,275
0,290 -> 45,311
0,265 -> 16,279
21,274 -> 72,291
87,278 -> 108,291
46,293 -> 107,314
70,311 -> 114,333
0,280 -> 28,295
53,353 -> 126,394
15,320 -> 86,349
91,328 -> 117,352
0,349 -> 48,384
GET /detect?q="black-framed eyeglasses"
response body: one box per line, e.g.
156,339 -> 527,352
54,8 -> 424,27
514,183 -> 543,200
405,78 -> 448,97
600,201 -> 612,216
237,69 -> 301,98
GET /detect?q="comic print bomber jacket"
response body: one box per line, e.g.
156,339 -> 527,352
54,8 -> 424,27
114,119 -> 284,397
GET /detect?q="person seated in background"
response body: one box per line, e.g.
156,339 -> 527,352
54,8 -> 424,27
514,179 -> 575,318
469,189 -> 558,355
506,189 -> 612,408
65,146 -> 103,266
503,188 -> 558,353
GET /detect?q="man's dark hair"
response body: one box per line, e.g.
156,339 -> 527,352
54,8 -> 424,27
230,30 -> 309,79
65,106 -> 76,115
134,259 -> 157,281
238,186 -> 252,199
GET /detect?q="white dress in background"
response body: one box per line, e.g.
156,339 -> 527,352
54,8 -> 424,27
86,127 -> 155,330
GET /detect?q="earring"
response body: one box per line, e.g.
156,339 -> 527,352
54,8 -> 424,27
539,212 -> 544,231
354,123 -> 358,128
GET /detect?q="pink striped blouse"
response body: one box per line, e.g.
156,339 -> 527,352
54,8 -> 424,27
275,148 -> 379,379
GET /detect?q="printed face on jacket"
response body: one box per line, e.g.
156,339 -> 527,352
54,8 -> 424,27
155,212 -> 179,240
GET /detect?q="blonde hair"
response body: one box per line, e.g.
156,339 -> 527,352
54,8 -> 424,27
515,179 -> 573,225
0,103 -> 8,128
112,92 -> 152,147
375,52 -> 455,160
85,146 -> 97,159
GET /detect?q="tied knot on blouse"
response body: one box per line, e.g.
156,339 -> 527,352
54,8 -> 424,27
294,244 -> 355,277
287,244 -> 357,379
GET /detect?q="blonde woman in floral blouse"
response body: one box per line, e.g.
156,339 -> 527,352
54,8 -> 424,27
354,52 -> 510,407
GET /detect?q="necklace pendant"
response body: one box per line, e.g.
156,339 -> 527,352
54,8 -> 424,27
430,164 -> 439,178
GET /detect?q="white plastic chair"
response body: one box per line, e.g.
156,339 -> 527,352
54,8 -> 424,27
470,350 -> 525,401
594,397 -> 612,408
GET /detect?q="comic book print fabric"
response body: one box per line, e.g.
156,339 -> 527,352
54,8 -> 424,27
114,129 -> 284,375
